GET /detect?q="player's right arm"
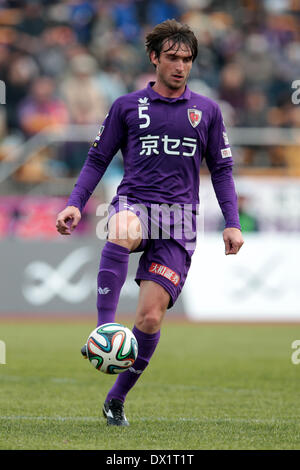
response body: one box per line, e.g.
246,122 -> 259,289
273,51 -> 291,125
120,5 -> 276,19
56,205 -> 81,235
56,98 -> 126,234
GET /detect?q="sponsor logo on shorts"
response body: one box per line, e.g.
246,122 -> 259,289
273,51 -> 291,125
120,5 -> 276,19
149,262 -> 180,286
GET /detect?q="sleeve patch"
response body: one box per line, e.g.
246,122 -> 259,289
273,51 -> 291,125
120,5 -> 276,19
221,148 -> 232,158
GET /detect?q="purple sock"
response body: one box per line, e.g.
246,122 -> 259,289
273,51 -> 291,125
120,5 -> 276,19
97,241 -> 130,326
106,326 -> 161,403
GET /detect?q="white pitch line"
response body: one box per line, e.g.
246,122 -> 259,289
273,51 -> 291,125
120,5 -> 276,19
0,416 -> 99,422
0,416 -> 299,425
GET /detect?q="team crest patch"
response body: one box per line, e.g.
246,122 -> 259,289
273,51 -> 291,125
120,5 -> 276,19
188,109 -> 202,128
149,262 -> 180,286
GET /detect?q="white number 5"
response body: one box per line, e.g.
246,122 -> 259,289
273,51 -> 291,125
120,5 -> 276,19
139,106 -> 150,129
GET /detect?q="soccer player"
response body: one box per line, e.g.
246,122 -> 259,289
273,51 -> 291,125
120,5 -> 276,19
56,19 -> 244,426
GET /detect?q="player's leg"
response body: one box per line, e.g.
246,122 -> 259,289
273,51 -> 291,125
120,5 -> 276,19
134,279 -> 170,332
102,239 -> 191,425
96,210 -> 142,326
103,280 -> 170,426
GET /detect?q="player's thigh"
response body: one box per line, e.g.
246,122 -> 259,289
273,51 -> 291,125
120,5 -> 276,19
135,238 -> 191,310
108,210 -> 142,250
135,280 -> 170,333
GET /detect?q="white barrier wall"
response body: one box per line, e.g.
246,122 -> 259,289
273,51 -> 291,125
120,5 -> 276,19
182,233 -> 300,322
0,239 -> 185,315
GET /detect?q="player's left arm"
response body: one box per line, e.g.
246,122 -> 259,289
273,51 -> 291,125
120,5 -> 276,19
205,103 -> 244,255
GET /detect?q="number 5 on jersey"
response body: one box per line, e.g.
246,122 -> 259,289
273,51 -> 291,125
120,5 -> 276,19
139,106 -> 150,129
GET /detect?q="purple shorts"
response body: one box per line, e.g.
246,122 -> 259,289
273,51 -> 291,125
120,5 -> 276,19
108,195 -> 194,308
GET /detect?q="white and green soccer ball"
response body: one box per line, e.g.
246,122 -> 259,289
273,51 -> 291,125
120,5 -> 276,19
86,323 -> 138,374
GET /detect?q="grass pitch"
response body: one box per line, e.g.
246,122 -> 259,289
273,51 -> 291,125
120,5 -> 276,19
0,319 -> 300,450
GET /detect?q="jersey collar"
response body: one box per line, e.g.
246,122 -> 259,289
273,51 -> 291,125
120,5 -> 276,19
146,81 -> 191,102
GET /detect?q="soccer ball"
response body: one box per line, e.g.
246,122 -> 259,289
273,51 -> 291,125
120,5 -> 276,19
86,323 -> 138,374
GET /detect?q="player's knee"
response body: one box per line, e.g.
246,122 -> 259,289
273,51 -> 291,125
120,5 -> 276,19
109,223 -> 129,242
137,309 -> 163,334
108,212 -> 141,250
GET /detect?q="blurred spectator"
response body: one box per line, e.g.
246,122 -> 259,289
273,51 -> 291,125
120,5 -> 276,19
5,53 -> 39,131
0,107 -> 7,144
36,27 -> 72,78
238,89 -> 269,127
238,194 -> 260,232
59,53 -> 108,175
218,193 -> 260,232
13,149 -> 53,183
17,76 -> 69,137
218,62 -> 246,116
236,34 -> 274,89
97,65 -> 128,105
268,97 -> 300,127
0,45 -> 10,83
16,2 -> 47,38
110,0 -> 141,42
69,0 -> 97,45
60,53 -> 107,125
146,0 -> 182,26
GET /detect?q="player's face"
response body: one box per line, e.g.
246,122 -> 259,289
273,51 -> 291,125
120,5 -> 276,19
151,41 -> 193,94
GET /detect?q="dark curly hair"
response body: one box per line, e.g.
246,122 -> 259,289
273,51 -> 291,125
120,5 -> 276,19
145,19 -> 198,65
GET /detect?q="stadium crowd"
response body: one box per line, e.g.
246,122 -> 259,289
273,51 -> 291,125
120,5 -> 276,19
0,0 -> 299,238
0,0 -> 299,176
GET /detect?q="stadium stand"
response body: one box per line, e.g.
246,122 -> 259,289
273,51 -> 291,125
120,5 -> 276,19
0,0 -> 299,238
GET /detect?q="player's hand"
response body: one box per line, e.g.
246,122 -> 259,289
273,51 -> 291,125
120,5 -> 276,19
223,227 -> 244,255
56,206 -> 81,235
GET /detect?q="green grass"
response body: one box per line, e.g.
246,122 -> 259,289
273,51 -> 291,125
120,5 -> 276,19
0,320 -> 300,450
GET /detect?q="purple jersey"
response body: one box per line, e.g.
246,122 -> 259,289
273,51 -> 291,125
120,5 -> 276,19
68,82 -> 240,230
